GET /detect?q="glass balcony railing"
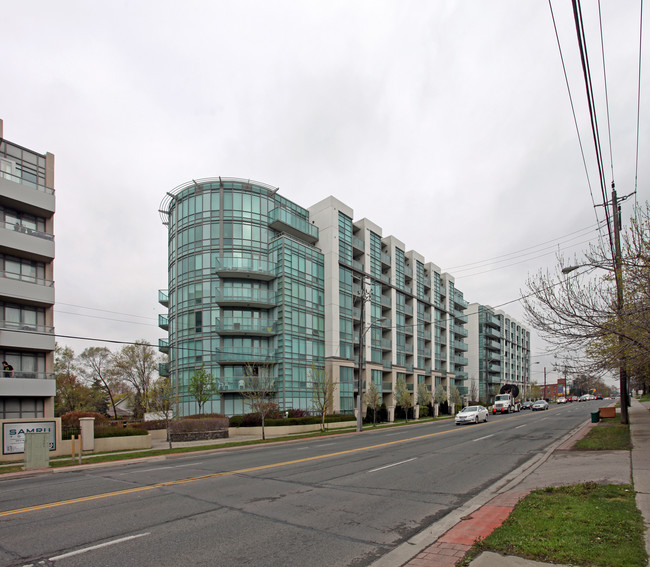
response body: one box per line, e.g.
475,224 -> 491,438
0,270 -> 54,287
214,256 -> 276,280
351,235 -> 365,251
0,166 -> 54,195
158,290 -> 169,307
214,287 -> 275,307
158,338 -> 169,353
2,220 -> 54,241
4,371 -> 54,380
158,362 -> 169,376
0,320 -> 54,334
268,207 -> 319,243
158,315 -> 169,330
214,317 -> 277,335
216,347 -> 276,363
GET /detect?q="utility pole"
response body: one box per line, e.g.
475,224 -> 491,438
544,367 -> 547,401
356,281 -> 370,432
612,185 -> 629,425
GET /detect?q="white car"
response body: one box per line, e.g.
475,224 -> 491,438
455,405 -> 489,425
532,400 -> 549,411
557,397 -> 567,404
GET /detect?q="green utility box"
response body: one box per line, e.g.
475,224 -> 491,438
591,411 -> 600,423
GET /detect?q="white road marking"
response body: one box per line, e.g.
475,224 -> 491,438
473,434 -> 494,442
368,458 -> 416,473
515,424 -> 527,429
50,533 -> 150,561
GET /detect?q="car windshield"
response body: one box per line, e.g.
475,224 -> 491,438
462,406 -> 477,412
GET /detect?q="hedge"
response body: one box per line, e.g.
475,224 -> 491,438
94,426 -> 148,438
170,417 -> 229,434
229,414 -> 356,427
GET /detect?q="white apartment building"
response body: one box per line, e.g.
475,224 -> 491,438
0,119 -> 56,419
466,303 -> 531,404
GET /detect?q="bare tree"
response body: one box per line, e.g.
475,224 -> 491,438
241,363 -> 276,440
521,202 -> 650,423
394,376 -> 412,422
112,340 -> 160,419
78,347 -> 119,418
310,365 -> 337,432
147,376 -> 176,449
364,380 -> 382,426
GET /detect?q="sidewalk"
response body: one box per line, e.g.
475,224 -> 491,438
385,398 -> 650,567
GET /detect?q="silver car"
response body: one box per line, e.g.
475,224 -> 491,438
455,405 -> 489,425
532,400 -> 549,411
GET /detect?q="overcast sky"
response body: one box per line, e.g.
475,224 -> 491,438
2,1 -> 647,385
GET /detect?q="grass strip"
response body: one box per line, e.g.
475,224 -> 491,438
573,418 -> 631,450
464,483 -> 647,567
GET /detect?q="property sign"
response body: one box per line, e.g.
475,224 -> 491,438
3,421 -> 57,455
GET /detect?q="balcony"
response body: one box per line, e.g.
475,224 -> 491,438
0,164 -> 55,214
382,381 -> 393,392
214,256 -> 276,281
268,207 -> 319,244
2,275 -> 52,312
216,347 -> 276,364
453,355 -> 468,366
351,234 -> 365,252
1,221 -> 54,261
158,315 -> 169,330
453,339 -> 468,351
420,311 -> 432,323
380,252 -> 391,266
158,338 -> 169,354
380,295 -> 391,308
215,317 -> 277,336
0,321 -> 55,351
158,362 -> 169,376
382,361 -> 392,370
1,372 -> 56,397
214,287 -> 275,308
158,289 -> 169,307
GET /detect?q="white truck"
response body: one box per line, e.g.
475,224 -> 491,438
492,385 -> 521,414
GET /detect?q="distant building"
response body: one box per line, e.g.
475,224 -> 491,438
159,178 -> 469,418
0,119 -> 56,419
466,304 -> 531,404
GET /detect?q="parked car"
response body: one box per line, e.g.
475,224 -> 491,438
455,405 -> 489,425
532,400 -> 549,411
521,401 -> 533,410
557,397 -> 567,404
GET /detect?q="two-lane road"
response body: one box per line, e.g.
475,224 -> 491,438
0,401 -> 603,567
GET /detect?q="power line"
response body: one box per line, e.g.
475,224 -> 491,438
443,221 -> 603,272
548,0 -> 604,239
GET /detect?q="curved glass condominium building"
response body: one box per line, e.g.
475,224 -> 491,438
159,177 -> 325,417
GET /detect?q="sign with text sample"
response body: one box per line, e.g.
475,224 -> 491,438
3,421 -> 57,455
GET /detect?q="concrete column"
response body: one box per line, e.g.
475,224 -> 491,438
79,417 -> 95,451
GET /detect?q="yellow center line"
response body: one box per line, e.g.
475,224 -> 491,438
0,426 -> 459,518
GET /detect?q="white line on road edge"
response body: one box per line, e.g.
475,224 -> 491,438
473,434 -> 494,442
515,424 -> 528,429
368,458 -> 417,473
49,533 -> 150,561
